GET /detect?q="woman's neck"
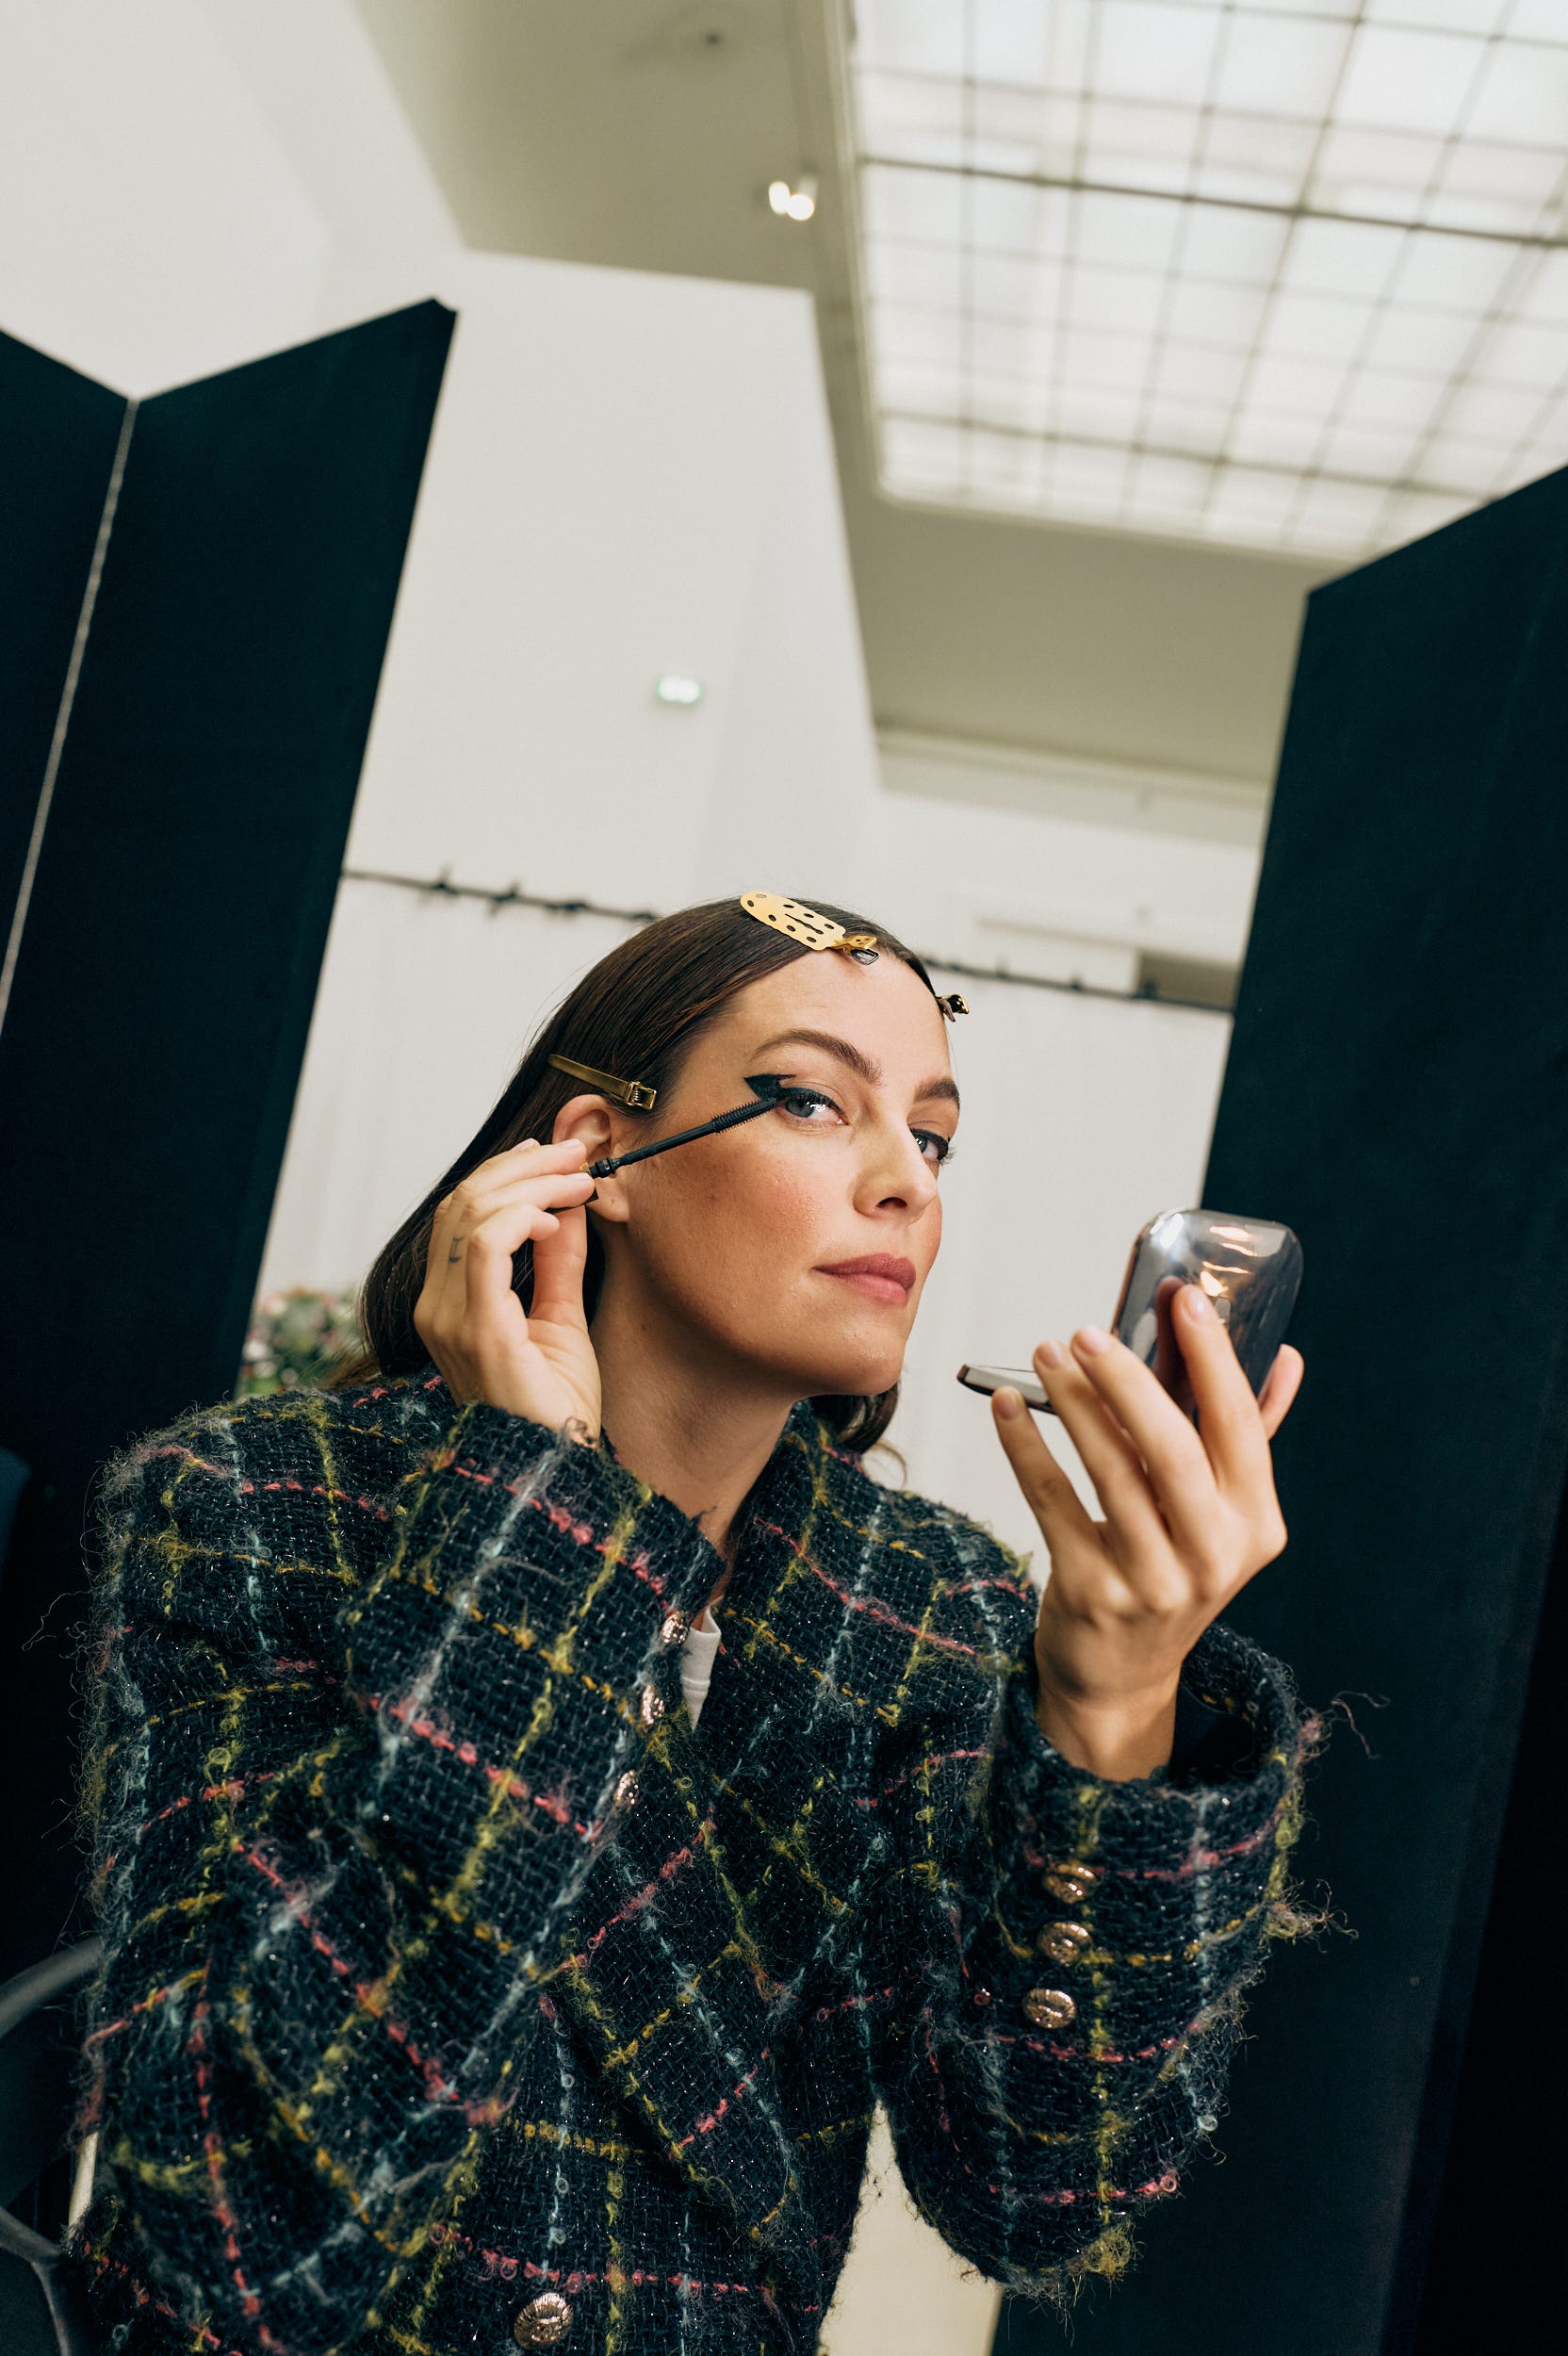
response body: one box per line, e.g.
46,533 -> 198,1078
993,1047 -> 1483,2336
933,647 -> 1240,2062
590,1284 -> 795,1575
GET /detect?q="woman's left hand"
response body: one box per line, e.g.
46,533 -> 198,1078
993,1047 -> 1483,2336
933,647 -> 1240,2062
991,1283 -> 1304,1781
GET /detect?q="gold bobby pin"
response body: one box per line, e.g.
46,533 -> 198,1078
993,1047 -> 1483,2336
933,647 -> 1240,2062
547,1053 -> 657,1111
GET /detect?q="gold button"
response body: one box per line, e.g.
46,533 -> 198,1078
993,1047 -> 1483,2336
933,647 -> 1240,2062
514,2291 -> 572,2346
614,1771 -> 639,1808
1023,1987 -> 1076,2029
661,1612 -> 689,1647
1037,1922 -> 1090,1966
640,1685 -> 664,1725
1041,1861 -> 1097,1905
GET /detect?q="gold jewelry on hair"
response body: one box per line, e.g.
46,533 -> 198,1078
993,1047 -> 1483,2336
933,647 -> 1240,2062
740,892 -> 879,958
939,993 -> 970,1022
547,1053 -> 657,1110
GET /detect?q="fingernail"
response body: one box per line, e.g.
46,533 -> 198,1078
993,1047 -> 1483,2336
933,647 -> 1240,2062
1035,1339 -> 1069,1369
517,1137 -> 538,1150
994,1387 -> 1022,1420
1072,1325 -> 1113,1356
1184,1284 -> 1215,1319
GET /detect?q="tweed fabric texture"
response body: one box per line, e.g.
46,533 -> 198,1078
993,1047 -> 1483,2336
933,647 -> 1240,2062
73,1370 -> 1311,2355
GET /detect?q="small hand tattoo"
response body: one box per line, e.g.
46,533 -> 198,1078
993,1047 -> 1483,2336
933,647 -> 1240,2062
448,1235 -> 466,1263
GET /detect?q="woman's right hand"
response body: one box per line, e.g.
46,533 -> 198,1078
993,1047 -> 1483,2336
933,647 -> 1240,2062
415,1137 -> 601,1437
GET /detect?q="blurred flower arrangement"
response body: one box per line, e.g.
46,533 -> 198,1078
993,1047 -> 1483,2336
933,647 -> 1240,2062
238,1286 -> 364,1399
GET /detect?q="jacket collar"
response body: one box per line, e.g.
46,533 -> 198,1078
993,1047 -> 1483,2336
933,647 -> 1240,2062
397,1365 -> 841,1561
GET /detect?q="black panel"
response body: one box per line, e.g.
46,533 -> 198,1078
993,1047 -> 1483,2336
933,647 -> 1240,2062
997,466 -> 1568,2354
0,333 -> 127,928
1402,1464 -> 1563,2350
0,302 -> 452,1974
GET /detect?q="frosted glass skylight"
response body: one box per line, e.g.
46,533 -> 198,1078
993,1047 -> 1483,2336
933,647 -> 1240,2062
850,0 -> 1568,558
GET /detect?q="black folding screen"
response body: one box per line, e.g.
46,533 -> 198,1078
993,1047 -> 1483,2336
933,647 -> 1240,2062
999,468 -> 1568,2355
0,303 -> 452,1976
0,338 -> 128,932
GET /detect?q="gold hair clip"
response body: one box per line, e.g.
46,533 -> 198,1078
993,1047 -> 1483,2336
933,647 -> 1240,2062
547,1053 -> 657,1110
740,892 -> 971,1018
740,892 -> 879,960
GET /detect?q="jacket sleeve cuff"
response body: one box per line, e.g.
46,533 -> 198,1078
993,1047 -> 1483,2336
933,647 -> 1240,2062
981,1625 -> 1310,2035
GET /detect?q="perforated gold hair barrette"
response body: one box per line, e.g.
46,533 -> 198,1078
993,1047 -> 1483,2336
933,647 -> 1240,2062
740,892 -> 880,959
739,891 -> 969,1019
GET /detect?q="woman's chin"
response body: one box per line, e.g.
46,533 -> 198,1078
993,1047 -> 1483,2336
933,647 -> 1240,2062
797,1351 -> 905,1400
714,1307 -> 906,1402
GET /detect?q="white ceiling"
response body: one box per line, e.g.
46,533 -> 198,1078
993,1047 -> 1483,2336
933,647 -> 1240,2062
354,0 -> 1333,787
855,0 -> 1568,559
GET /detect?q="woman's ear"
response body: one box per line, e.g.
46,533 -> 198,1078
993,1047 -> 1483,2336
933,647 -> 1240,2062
549,1094 -> 632,1225
551,1093 -> 614,1159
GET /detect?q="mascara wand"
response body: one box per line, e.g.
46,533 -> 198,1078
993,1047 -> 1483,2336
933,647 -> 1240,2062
584,1074 -> 792,1179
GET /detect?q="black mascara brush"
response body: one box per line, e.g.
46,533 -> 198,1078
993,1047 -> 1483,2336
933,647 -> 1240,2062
584,1074 -> 792,1179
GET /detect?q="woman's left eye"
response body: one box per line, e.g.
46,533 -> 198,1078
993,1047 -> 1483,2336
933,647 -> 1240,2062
913,1129 -> 955,1167
778,1087 -> 842,1124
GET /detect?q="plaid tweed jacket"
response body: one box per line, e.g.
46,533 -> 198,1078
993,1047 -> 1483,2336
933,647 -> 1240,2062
74,1369 -> 1311,2355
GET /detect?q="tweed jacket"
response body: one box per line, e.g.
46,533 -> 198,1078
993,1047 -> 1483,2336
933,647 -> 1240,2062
74,1369 -> 1310,2355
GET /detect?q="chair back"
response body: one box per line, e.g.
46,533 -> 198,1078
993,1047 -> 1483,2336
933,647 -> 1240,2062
0,1939 -> 104,2356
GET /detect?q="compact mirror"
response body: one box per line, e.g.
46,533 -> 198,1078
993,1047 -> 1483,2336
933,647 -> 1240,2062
957,1208 -> 1303,1420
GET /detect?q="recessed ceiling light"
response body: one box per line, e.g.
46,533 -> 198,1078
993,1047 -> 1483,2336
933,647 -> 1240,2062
768,176 -> 817,222
654,674 -> 704,706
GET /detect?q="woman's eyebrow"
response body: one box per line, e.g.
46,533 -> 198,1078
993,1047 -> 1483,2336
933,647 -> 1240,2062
750,1027 -> 961,1112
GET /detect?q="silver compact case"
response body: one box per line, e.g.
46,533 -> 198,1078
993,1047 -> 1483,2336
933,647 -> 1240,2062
957,1208 -> 1303,1420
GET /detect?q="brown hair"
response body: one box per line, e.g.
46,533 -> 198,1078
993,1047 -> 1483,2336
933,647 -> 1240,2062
330,895 -> 946,1452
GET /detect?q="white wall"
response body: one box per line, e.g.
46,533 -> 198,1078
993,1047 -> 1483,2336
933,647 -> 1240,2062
876,730 -> 1265,990
326,249 -> 879,919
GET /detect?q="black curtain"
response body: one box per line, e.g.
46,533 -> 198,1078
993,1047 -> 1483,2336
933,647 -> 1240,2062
0,303 -> 452,1976
998,463 -> 1568,2354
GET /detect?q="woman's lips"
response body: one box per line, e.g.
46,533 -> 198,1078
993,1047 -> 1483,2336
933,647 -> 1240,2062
815,1254 -> 917,1305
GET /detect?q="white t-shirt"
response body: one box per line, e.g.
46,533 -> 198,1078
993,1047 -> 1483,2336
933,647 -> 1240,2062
679,1609 -> 723,1726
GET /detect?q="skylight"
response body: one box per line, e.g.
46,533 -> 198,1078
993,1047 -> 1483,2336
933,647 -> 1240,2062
849,0 -> 1568,559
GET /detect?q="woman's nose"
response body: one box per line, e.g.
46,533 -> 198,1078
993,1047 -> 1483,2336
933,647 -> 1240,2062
856,1124 -> 939,1215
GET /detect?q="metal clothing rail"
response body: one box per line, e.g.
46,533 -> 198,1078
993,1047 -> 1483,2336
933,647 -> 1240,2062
339,864 -> 1231,1016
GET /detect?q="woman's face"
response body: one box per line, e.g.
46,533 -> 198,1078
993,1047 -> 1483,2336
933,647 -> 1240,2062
578,951 -> 959,1402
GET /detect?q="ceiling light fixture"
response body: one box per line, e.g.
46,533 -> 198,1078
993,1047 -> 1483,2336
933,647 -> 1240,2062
768,175 -> 818,223
654,674 -> 704,706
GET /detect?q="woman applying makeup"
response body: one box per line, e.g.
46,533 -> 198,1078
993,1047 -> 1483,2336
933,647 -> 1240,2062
75,894 -> 1311,2355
